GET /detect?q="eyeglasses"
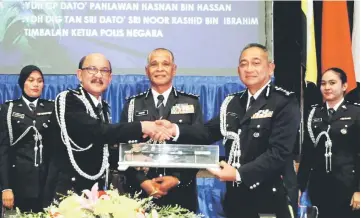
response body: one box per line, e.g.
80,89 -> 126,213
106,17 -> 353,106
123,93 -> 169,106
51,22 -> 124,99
82,66 -> 111,76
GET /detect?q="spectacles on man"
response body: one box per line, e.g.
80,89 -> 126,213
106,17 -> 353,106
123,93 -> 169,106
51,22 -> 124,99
82,66 -> 111,76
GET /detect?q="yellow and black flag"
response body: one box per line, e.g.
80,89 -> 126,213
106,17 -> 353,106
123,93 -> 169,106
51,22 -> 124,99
301,0 -> 318,86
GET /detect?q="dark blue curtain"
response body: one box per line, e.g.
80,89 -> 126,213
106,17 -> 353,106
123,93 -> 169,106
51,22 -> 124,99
0,74 -> 245,217
0,75 -> 245,122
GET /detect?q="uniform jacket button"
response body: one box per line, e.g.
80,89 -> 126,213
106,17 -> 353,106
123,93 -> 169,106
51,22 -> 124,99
71,177 -> 76,182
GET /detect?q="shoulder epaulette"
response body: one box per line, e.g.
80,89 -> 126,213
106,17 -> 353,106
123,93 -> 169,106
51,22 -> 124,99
5,99 -> 13,104
67,88 -> 81,95
4,99 -> 21,105
41,99 -> 55,102
274,86 -> 294,96
126,91 -> 147,101
344,101 -> 359,107
227,90 -> 246,97
176,89 -> 199,98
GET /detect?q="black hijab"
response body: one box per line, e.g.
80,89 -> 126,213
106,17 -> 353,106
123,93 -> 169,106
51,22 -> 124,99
18,65 -> 44,102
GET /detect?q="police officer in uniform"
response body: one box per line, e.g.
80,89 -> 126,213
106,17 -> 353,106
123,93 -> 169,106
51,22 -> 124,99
298,68 -> 360,218
121,48 -> 203,212
42,53 -> 171,208
158,43 -> 300,218
0,65 -> 54,212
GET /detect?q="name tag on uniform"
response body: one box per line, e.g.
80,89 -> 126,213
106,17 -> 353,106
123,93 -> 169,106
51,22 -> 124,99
227,112 -> 238,118
12,112 -> 24,119
37,112 -> 52,116
171,104 -> 194,114
313,118 -> 322,122
251,109 -> 273,119
135,110 -> 148,116
340,117 -> 351,120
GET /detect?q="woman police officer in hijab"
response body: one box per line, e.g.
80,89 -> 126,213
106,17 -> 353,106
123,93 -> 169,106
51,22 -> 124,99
0,65 -> 54,212
298,68 -> 360,218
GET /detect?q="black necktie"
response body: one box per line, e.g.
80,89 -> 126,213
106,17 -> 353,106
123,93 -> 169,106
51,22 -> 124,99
29,102 -> 36,114
247,96 -> 255,110
328,108 -> 335,121
97,103 -> 105,122
156,95 -> 165,118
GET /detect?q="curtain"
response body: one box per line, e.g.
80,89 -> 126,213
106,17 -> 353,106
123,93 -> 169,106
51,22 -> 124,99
0,74 -> 245,217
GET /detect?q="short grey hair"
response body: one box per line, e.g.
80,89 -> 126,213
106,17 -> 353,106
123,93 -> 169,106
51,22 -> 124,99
147,48 -> 175,64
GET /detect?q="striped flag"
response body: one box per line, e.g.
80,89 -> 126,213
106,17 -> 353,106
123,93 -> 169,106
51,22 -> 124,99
302,0 -> 318,85
322,0 -> 356,92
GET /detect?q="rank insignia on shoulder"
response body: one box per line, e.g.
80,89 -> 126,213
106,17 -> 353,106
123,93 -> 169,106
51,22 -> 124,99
227,90 -> 246,97
354,102 -> 360,106
68,89 -> 81,95
275,86 -> 294,96
126,91 -> 147,101
176,89 -> 199,98
171,103 -> 194,114
251,109 -> 273,119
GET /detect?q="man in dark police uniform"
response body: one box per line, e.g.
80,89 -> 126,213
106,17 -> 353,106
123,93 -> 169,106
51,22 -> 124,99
121,48 -> 203,212
158,43 -> 300,218
42,53 -> 172,207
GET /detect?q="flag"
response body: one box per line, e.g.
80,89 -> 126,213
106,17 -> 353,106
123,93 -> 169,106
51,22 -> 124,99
322,0 -> 356,92
302,0 -> 318,85
352,0 -> 360,82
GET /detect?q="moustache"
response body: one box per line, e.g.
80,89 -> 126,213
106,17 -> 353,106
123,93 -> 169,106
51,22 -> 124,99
91,79 -> 104,85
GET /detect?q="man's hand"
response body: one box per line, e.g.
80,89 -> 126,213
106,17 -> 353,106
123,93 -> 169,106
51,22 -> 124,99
155,120 -> 176,133
350,192 -> 360,210
140,121 -> 172,141
207,161 -> 237,182
153,120 -> 177,141
152,176 -> 180,193
140,180 -> 167,199
2,190 -> 14,208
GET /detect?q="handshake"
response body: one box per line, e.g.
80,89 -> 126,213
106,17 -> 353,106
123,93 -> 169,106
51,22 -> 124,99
140,120 -> 178,142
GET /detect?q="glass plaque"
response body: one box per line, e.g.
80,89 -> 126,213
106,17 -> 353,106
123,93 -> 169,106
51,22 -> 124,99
117,143 -> 219,171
